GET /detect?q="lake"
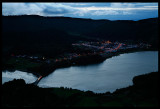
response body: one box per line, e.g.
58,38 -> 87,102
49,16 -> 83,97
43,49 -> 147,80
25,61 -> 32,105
2,70 -> 37,84
2,51 -> 158,93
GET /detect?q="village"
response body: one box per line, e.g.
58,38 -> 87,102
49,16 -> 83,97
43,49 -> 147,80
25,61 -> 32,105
10,40 -> 152,64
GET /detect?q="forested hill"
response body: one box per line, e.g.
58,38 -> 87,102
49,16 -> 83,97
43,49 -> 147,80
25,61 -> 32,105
2,15 -> 158,57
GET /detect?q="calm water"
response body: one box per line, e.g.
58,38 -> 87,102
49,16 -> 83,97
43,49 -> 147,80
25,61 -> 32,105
2,70 -> 37,84
2,51 -> 158,93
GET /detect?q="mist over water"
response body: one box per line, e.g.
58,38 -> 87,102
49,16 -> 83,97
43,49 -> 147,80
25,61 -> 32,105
2,51 -> 158,93
2,70 -> 37,84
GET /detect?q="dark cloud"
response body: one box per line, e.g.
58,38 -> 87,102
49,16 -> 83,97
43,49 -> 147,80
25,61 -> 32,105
43,7 -> 69,15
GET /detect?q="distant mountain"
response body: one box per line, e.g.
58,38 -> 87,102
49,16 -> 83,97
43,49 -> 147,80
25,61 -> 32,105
2,15 -> 158,57
85,18 -> 158,44
2,15 -> 108,34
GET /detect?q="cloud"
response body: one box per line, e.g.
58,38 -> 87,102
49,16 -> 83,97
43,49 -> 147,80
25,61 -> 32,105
91,10 -> 132,16
2,3 -> 42,15
2,3 -> 77,16
37,3 -> 77,15
75,5 -> 158,11
42,6 -> 71,16
2,3 -> 158,20
73,3 -> 158,16
43,8 -> 68,14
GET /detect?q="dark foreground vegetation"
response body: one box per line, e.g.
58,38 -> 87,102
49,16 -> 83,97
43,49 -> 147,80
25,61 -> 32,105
2,72 -> 158,107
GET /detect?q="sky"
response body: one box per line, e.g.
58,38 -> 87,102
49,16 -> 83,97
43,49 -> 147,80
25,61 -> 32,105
2,2 -> 158,20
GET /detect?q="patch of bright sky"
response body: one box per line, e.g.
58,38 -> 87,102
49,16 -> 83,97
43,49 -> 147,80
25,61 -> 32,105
2,2 -> 158,20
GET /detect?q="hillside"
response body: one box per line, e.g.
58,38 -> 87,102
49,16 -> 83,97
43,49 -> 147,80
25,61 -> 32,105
2,15 -> 158,58
85,18 -> 158,44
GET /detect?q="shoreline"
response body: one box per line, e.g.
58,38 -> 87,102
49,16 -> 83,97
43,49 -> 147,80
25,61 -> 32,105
2,49 -> 158,78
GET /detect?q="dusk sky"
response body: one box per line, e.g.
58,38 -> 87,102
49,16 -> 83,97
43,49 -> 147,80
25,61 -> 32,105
2,2 -> 158,20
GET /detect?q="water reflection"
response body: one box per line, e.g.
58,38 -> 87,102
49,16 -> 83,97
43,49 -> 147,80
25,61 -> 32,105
38,51 -> 158,93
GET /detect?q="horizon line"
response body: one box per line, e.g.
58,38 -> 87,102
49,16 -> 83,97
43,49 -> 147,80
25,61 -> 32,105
2,14 -> 158,21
